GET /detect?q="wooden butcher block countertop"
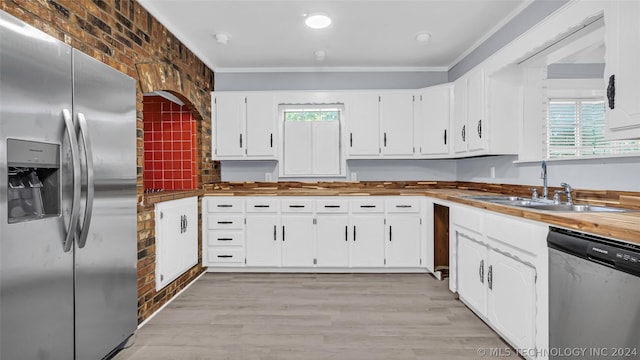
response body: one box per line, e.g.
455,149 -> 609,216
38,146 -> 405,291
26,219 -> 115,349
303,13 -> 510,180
204,182 -> 640,245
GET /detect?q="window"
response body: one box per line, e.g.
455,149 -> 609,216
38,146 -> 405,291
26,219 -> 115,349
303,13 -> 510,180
546,98 -> 640,159
281,106 -> 343,177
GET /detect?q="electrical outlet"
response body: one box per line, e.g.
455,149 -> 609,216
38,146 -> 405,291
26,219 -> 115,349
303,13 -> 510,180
350,172 -> 357,181
265,173 -> 272,181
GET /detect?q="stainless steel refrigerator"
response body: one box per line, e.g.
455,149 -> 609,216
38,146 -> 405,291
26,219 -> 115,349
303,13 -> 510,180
0,11 -> 137,360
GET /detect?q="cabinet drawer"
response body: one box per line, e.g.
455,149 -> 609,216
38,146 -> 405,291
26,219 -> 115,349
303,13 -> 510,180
207,215 -> 244,229
246,199 -> 279,213
350,199 -> 384,213
316,199 -> 349,213
386,198 -> 421,213
208,231 -> 244,247
207,198 -> 244,213
281,199 -> 314,213
208,248 -> 244,263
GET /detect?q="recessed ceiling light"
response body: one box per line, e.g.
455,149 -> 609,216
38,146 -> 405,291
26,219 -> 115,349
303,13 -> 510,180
213,32 -> 230,45
305,13 -> 332,29
415,32 -> 432,44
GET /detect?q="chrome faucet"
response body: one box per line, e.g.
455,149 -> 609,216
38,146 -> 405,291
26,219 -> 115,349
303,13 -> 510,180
560,182 -> 573,205
541,160 -> 548,200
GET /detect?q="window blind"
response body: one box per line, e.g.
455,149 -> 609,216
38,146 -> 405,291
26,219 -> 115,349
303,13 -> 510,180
546,99 -> 640,158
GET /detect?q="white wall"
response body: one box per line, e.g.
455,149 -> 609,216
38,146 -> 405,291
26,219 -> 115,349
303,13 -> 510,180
456,155 -> 640,192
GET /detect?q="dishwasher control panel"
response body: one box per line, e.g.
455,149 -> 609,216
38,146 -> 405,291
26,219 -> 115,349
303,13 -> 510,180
549,226 -> 640,277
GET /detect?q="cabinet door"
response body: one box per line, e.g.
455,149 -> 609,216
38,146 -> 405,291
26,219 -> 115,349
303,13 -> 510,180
385,215 -> 421,267
214,93 -> 245,157
456,233 -> 487,316
246,215 -> 280,266
379,93 -> 414,155
283,121 -> 312,175
467,69 -> 486,152
345,93 -> 380,156
604,1 -> 640,139
281,215 -> 315,267
487,250 -> 536,351
415,86 -> 452,155
453,77 -> 468,154
246,93 -> 276,157
316,215 -> 350,267
157,205 -> 183,288
350,215 -> 385,267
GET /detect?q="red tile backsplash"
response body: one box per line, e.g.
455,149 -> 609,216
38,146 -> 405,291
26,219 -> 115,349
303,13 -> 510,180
143,96 -> 197,191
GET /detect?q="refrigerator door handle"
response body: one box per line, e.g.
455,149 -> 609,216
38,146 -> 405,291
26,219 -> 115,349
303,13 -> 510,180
62,109 -> 81,253
76,112 -> 94,249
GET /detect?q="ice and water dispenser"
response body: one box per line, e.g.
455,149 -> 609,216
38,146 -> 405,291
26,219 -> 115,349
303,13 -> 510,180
7,139 -> 60,223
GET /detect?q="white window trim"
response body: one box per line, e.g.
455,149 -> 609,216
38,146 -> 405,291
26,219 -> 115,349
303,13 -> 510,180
278,103 -> 346,178
518,78 -> 640,162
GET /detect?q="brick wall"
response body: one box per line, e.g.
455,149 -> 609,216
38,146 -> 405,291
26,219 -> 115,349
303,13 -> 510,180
1,0 -> 220,323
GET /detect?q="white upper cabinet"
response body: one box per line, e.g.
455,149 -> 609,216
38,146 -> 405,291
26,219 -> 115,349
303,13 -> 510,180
246,93 -> 276,156
414,84 -> 452,156
345,93 -> 381,157
213,92 -> 245,157
466,69 -> 486,152
379,93 -> 415,156
454,68 -> 486,155
212,92 -> 277,160
453,76 -> 468,155
604,0 -> 640,140
452,66 -> 519,157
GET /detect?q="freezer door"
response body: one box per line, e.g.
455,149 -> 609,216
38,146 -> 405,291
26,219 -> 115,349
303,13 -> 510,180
0,12 -> 75,360
72,49 -> 137,359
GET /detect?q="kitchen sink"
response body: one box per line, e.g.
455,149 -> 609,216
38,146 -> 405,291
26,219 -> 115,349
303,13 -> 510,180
465,195 -> 634,213
519,204 -> 632,213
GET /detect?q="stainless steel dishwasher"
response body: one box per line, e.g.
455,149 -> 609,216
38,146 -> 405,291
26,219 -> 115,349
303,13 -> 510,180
548,227 -> 640,360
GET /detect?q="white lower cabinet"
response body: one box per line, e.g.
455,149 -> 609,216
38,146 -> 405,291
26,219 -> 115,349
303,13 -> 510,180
203,196 -> 429,271
487,250 -> 536,352
155,197 -> 198,290
451,205 -> 547,360
316,199 -> 350,267
350,215 -> 385,267
456,234 -> 488,315
281,199 -> 315,266
385,198 -> 422,267
245,215 -> 280,266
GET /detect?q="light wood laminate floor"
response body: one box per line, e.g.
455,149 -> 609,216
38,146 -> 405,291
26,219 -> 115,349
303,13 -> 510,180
112,273 -> 521,360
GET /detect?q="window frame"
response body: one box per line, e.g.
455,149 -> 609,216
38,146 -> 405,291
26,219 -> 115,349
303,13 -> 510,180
542,79 -> 640,160
278,103 -> 346,178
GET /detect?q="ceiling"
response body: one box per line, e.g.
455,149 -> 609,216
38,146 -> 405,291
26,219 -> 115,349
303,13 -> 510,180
138,0 -> 530,72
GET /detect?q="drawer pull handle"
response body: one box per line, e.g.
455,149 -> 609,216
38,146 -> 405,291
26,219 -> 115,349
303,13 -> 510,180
395,205 -> 412,208
360,205 -> 376,208
217,238 -> 233,241
217,221 -> 233,224
217,255 -> 233,258
289,205 -> 305,208
217,204 -> 232,208
254,205 -> 270,208
324,205 -> 340,208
